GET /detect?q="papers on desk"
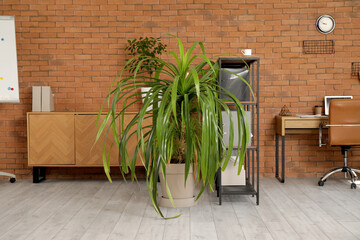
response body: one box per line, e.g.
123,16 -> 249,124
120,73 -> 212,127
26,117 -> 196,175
295,114 -> 328,118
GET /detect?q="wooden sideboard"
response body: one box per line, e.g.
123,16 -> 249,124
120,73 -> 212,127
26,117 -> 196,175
27,112 -> 148,182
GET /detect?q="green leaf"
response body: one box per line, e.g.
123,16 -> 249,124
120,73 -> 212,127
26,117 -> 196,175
171,76 -> 180,124
190,67 -> 200,100
184,94 -> 192,184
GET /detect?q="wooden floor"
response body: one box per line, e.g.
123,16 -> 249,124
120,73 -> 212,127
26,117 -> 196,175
1,177 -> 360,240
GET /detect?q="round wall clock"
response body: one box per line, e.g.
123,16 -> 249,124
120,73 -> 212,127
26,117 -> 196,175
316,15 -> 335,34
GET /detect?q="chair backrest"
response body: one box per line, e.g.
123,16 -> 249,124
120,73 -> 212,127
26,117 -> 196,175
329,99 -> 360,146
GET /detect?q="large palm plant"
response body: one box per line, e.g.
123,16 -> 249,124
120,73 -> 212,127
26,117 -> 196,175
97,35 -> 252,218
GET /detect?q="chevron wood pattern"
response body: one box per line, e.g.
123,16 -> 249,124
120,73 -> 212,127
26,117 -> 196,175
28,115 -> 75,165
75,115 -> 119,166
27,112 -> 152,168
123,114 -> 152,166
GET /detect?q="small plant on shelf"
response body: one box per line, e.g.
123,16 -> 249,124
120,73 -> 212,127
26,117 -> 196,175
125,36 -> 167,76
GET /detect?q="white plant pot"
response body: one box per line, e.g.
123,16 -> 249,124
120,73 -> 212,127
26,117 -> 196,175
159,164 -> 197,208
141,87 -> 152,111
141,87 -> 162,111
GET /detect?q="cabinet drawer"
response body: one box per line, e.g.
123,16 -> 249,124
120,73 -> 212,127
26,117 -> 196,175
28,114 -> 75,165
123,114 -> 152,166
75,115 -> 119,166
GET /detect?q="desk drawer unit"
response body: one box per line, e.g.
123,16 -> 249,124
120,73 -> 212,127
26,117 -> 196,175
285,119 -> 325,129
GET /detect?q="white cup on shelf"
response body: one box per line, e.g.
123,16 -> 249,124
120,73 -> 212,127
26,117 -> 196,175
241,49 -> 252,56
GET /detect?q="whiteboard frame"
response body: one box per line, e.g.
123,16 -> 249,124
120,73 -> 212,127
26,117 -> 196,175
0,16 -> 20,103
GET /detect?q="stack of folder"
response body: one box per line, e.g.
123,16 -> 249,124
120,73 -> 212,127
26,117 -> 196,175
32,86 -> 54,112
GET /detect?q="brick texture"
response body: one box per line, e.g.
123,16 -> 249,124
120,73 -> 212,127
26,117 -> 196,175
0,0 -> 360,179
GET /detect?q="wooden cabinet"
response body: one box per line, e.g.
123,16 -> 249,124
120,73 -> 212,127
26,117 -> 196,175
27,112 -> 147,168
75,114 -> 119,166
28,114 -> 75,165
123,115 -> 152,166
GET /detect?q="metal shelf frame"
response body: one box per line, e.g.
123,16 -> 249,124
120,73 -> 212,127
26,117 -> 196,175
216,57 -> 260,206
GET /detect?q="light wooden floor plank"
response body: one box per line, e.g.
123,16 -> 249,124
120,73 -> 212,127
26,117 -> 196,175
82,180 -> 133,235
79,230 -> 109,240
231,195 -> 274,240
107,183 -> 149,240
189,191 -> 219,240
0,181 -> 37,214
0,181 -> 69,237
25,180 -> 105,240
281,178 -> 357,240
210,195 -> 246,240
321,178 -> 360,220
262,179 -> 331,240
339,221 -> 360,237
133,201 -> 167,240
1,178 -> 360,240
0,179 -> 29,202
51,181 -> 119,240
1,181 -> 80,240
253,185 -> 302,240
292,177 -> 358,223
163,207 -> 191,240
0,180 -> 60,215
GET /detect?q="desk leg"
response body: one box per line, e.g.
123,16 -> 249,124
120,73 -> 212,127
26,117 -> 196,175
281,136 -> 285,182
276,135 -> 285,183
276,134 -> 279,178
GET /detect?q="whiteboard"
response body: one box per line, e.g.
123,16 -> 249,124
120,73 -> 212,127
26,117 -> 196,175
0,16 -> 19,103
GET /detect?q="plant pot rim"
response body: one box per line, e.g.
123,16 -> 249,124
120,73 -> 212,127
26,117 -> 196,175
162,163 -> 193,175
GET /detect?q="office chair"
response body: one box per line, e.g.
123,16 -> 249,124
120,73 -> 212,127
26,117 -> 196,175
318,99 -> 360,189
0,171 -> 16,183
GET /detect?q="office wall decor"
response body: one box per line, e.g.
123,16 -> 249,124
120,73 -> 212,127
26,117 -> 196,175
351,62 -> 360,79
0,16 -> 19,103
316,15 -> 336,34
303,40 -> 335,54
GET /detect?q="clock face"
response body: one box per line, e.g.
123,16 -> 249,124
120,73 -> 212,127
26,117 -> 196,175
316,15 -> 335,34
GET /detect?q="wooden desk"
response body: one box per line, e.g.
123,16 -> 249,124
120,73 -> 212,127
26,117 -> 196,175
275,115 -> 328,183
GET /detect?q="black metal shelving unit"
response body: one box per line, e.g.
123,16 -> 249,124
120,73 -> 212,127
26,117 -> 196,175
216,57 -> 260,205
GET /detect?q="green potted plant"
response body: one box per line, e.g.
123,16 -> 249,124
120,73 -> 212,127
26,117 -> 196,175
125,36 -> 167,76
125,37 -> 167,108
97,35 -> 252,218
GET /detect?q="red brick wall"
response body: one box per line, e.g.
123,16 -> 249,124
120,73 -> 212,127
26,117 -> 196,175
0,0 -> 360,179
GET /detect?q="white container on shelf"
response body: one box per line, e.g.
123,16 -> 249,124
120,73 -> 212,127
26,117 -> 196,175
221,156 -> 246,186
221,110 -> 252,147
